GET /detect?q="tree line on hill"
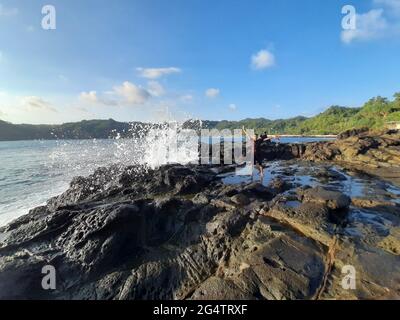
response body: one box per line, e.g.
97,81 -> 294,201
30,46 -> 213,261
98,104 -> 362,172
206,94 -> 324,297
1,92 -> 399,141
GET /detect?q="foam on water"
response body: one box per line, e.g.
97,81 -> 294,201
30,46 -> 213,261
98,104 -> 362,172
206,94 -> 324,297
0,126 -> 342,227
0,121 -> 201,226
141,122 -> 200,168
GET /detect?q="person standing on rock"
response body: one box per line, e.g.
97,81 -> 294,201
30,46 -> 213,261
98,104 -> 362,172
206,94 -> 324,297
242,126 -> 267,182
260,131 -> 270,141
261,131 -> 281,144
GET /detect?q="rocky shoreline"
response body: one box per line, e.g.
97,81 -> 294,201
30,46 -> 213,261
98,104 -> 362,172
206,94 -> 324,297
0,130 -> 399,300
252,128 -> 400,186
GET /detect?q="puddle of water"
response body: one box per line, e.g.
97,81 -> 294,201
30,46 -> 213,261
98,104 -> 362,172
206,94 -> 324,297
220,161 -> 400,209
220,161 -> 400,254
294,175 -> 318,187
350,209 -> 393,227
343,208 -> 396,238
285,200 -> 302,209
221,174 -> 251,185
221,162 -> 281,186
387,185 -> 400,196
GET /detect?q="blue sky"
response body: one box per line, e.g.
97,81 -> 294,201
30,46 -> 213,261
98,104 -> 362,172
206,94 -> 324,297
0,0 -> 400,124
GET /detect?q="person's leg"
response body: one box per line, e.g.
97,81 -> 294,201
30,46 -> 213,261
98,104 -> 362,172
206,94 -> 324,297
253,165 -> 259,182
251,162 -> 255,181
259,165 -> 264,182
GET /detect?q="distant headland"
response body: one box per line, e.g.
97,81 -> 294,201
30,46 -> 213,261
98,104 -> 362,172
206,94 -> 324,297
1,92 -> 399,141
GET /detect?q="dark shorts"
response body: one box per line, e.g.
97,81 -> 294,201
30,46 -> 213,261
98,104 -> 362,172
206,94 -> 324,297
254,153 -> 263,166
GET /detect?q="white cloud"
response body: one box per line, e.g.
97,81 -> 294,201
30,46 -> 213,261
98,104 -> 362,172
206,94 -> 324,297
147,81 -> 165,97
0,4 -> 18,16
80,91 -> 99,104
205,88 -> 220,98
251,49 -> 275,70
374,0 -> 400,14
21,96 -> 58,113
341,9 -> 388,43
0,109 -> 6,118
180,94 -> 193,102
79,81 -> 152,107
79,91 -> 118,106
113,81 -> 151,104
228,104 -> 237,111
136,67 -> 181,79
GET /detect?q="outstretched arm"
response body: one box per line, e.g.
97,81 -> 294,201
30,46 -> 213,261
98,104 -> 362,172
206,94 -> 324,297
242,126 -> 256,141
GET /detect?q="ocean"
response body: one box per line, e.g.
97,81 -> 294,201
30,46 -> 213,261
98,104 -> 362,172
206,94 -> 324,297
0,137 -> 334,227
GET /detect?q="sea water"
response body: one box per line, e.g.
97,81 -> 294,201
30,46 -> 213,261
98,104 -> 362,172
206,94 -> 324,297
0,135 -> 334,227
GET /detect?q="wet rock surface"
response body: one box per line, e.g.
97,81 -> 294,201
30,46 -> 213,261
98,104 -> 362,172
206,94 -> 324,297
253,129 -> 400,186
299,187 -> 351,211
300,129 -> 400,186
0,153 -> 399,300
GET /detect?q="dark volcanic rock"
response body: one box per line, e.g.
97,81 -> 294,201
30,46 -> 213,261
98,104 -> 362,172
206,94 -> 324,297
230,194 -> 250,206
257,141 -> 304,161
0,148 -> 399,299
300,130 -> 400,186
0,162 -> 339,300
268,178 -> 293,194
298,187 -> 351,223
337,127 -> 370,140
314,167 -> 347,181
299,187 -> 351,211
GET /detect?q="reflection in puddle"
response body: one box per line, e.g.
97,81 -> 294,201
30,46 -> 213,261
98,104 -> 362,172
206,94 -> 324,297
220,161 -> 400,241
345,209 -> 394,238
285,200 -> 302,209
221,161 -> 400,205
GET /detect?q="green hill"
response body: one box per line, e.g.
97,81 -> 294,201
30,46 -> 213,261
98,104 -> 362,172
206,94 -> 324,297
297,95 -> 400,135
1,92 -> 400,141
0,119 -> 142,141
201,92 -> 400,135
